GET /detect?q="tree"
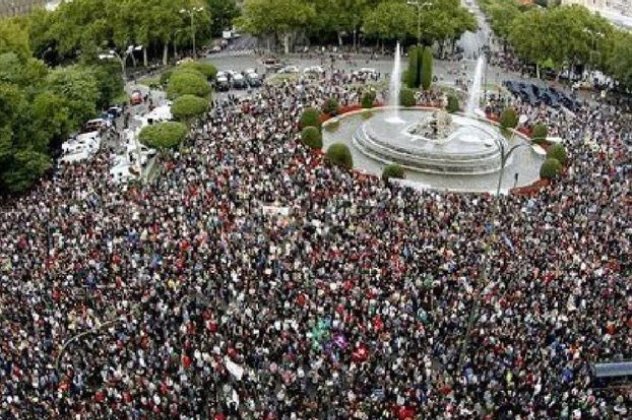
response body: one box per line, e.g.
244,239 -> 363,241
421,46 -> 433,90
46,65 -> 100,131
382,164 -> 405,182
326,143 -> 353,169
322,98 -> 340,115
139,121 -> 188,149
607,30 -> 632,88
400,88 -> 416,107
166,70 -> 212,99
0,19 -> 32,60
446,94 -> 460,113
90,62 -> 124,110
207,0 -> 240,37
540,158 -> 562,179
309,0 -> 367,47
299,107 -> 321,129
301,126 -> 323,149
171,94 -> 209,122
363,1 -> 413,47
236,0 -> 315,53
406,46 -> 422,89
547,143 -> 567,165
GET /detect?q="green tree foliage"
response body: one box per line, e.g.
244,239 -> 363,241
446,94 -> 460,113
400,88 -> 416,107
166,70 -> 211,99
171,94 -> 209,122
499,107 -> 518,130
363,1 -> 413,43
46,65 -> 100,131
607,30 -> 632,89
382,163 -> 405,182
361,90 -> 376,108
0,19 -> 32,60
326,143 -> 353,169
90,62 -> 124,110
207,0 -> 240,37
139,121 -> 188,149
421,46 -> 433,90
322,98 -> 340,115
406,46 -> 422,89
540,158 -> 562,179
531,122 -> 548,142
299,107 -> 321,129
309,0 -> 367,44
177,61 -> 218,80
301,126 -> 323,149
547,143 -> 567,165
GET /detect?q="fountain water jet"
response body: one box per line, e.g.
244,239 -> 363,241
465,55 -> 486,116
386,42 -> 404,124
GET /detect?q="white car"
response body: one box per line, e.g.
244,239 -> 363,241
278,65 -> 299,74
303,66 -> 325,75
243,68 -> 257,76
60,150 -> 92,164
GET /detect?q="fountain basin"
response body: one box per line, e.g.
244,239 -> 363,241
352,108 -> 508,175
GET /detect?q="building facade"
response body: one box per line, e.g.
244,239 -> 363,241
0,0 -> 46,17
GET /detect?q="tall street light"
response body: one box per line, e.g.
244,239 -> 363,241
180,6 -> 205,59
407,1 -> 433,46
493,115 -> 529,196
98,45 -> 143,83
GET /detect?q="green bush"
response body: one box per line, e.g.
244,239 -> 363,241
301,126 -> 323,149
171,94 -> 209,122
324,120 -> 340,132
361,90 -> 376,108
446,95 -> 460,113
326,143 -> 353,170
160,69 -> 174,86
406,46 -> 422,89
299,107 -> 321,129
322,98 -> 340,115
499,107 -> 518,130
166,70 -> 211,99
382,164 -> 405,182
540,158 -> 562,179
178,62 -> 218,80
400,88 -> 416,107
531,122 -> 548,142
139,121 -> 188,149
547,143 -> 567,164
421,47 -> 433,90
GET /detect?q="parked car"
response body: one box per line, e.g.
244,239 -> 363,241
262,56 -> 282,71
84,118 -> 111,133
245,72 -> 262,88
216,76 -> 231,92
303,66 -> 325,76
232,74 -> 247,89
278,65 -> 299,74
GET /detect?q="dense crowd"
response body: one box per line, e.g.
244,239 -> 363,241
0,67 -> 630,419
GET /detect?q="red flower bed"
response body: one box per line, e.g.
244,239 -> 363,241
510,179 -> 550,196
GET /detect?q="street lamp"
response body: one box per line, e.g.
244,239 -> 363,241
180,6 -> 205,58
98,45 -> 143,83
494,114 -> 529,196
407,1 -> 433,46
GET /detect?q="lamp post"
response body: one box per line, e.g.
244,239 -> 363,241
98,45 -> 143,83
173,28 -> 185,61
494,114 -> 529,195
180,6 -> 205,58
406,1 -> 433,46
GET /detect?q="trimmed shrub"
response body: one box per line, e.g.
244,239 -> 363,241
400,88 -> 416,107
167,70 -> 211,99
531,122 -> 548,142
547,143 -> 567,164
540,158 -> 562,179
324,120 -> 340,132
301,126 -> 323,149
178,62 -> 218,80
171,94 -> 209,122
139,121 -> 188,149
406,46 -> 422,89
361,90 -> 376,108
382,164 -> 405,182
322,98 -> 340,115
421,47 -> 433,90
326,143 -> 353,170
299,107 -> 321,129
446,95 -> 460,113
499,107 -> 519,130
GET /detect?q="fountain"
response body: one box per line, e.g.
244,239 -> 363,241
465,55 -> 486,116
386,42 -> 404,124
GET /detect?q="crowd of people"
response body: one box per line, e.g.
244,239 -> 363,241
0,63 -> 630,419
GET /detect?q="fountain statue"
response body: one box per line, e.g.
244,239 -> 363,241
406,110 -> 453,142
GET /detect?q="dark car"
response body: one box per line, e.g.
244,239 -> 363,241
215,76 -> 230,92
245,72 -> 262,88
232,74 -> 247,89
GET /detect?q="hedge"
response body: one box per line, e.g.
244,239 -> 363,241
446,95 -> 460,113
177,62 -> 218,80
382,164 -> 405,182
322,98 -> 340,115
421,47 -> 433,90
547,143 -> 567,164
500,107 -> 518,130
138,121 -> 188,149
301,126 -> 323,149
400,88 -> 416,107
540,158 -> 562,179
171,94 -> 209,122
166,70 -> 211,99
299,107 -> 321,129
326,143 -> 353,169
406,46 -> 422,89
361,91 -> 376,108
531,122 -> 548,142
